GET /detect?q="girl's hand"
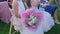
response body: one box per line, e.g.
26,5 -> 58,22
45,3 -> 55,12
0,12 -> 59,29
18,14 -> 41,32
16,15 -> 21,18
11,16 -> 22,31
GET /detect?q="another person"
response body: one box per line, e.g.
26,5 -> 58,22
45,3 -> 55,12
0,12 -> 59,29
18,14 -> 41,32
39,0 -> 60,24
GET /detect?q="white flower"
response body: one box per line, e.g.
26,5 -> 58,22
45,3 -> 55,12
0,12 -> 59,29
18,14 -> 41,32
28,14 -> 39,27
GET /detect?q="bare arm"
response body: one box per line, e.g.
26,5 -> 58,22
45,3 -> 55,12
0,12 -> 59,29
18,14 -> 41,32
54,9 -> 60,24
12,0 -> 20,18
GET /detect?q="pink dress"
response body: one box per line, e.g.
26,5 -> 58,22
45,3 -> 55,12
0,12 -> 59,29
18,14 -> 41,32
0,1 -> 11,23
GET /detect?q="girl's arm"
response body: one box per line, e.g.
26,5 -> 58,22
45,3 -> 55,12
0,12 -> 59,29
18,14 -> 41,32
54,10 -> 60,24
12,0 -> 20,18
12,0 -> 22,31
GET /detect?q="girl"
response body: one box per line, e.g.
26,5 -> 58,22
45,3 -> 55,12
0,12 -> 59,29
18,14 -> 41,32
39,0 -> 60,24
12,0 -> 44,34
12,0 -> 54,34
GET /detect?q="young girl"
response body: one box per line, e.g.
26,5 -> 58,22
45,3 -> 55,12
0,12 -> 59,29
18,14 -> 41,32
39,0 -> 60,24
12,0 -> 44,34
12,0 -> 54,34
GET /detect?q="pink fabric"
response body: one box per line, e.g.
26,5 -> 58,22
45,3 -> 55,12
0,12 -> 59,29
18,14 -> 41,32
21,8 -> 43,32
0,1 -> 11,23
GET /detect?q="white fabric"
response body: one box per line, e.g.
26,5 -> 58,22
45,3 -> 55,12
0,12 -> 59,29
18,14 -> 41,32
20,22 -> 44,34
39,7 -> 55,32
19,7 -> 44,34
11,15 -> 22,31
41,11 -> 55,32
11,0 -> 55,34
19,7 -> 54,34
11,0 -> 25,31
31,6 -> 55,32
17,0 -> 25,14
19,9 -> 54,34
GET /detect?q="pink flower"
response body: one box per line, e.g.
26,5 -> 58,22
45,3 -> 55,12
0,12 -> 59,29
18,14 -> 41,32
21,8 -> 43,31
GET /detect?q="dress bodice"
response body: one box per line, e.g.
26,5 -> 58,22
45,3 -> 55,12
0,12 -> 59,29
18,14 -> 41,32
17,0 -> 25,14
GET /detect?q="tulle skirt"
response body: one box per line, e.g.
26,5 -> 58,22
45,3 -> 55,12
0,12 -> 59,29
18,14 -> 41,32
12,12 -> 55,34
11,15 -> 22,31
19,12 -> 55,34
12,9 -> 55,34
41,11 -> 55,32
19,10 -> 55,34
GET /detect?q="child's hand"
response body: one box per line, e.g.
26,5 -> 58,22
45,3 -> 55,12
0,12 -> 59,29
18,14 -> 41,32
16,15 -> 21,18
14,14 -> 21,18
11,16 -> 22,31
